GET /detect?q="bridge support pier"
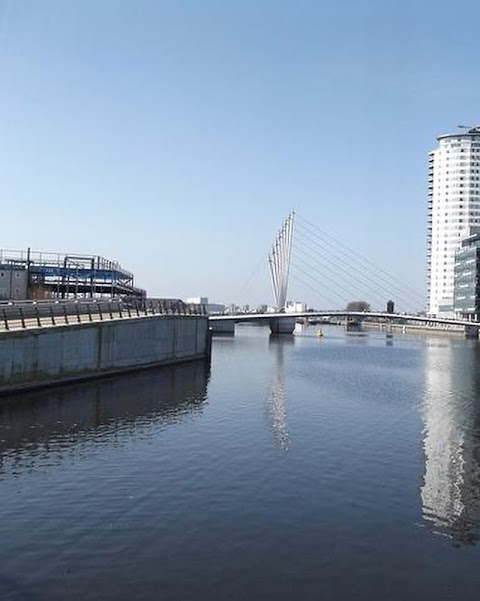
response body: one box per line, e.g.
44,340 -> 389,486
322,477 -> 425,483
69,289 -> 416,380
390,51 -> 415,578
464,325 -> 479,339
269,317 -> 296,335
209,319 -> 235,335
345,318 -> 362,332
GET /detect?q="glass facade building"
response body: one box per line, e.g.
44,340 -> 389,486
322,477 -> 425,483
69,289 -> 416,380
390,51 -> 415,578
454,232 -> 480,320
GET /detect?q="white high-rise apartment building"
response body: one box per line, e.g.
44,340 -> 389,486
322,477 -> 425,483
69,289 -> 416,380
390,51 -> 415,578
427,126 -> 480,316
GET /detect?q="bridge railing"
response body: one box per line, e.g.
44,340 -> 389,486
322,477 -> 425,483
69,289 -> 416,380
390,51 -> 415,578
0,299 -> 206,332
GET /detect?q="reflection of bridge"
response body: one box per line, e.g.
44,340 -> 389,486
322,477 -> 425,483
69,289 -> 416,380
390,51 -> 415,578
266,337 -> 291,451
263,329 -> 480,546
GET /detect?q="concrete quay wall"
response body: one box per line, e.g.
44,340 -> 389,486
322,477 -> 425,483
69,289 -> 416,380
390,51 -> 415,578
0,315 -> 209,394
362,321 -> 468,337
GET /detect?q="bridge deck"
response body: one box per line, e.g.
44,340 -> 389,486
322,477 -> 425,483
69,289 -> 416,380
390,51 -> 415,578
209,311 -> 479,329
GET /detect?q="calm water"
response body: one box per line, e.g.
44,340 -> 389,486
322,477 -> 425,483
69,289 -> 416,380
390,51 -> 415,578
2,324 -> 480,600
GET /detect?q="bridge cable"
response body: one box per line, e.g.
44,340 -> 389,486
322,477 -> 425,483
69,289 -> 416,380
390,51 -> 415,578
293,237 -> 419,311
295,219 -> 424,307
289,272 -> 345,309
294,226 -> 423,310
296,213 -> 425,304
233,253 -> 270,307
291,261 -> 378,308
292,250 -> 388,310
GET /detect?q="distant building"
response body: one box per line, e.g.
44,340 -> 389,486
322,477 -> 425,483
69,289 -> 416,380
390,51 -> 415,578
186,297 -> 209,305
207,303 -> 225,314
427,126 -> 480,317
454,230 -> 480,320
286,301 -> 307,313
187,296 -> 225,314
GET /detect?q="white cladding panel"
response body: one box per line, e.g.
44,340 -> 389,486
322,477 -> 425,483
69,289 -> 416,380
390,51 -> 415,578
427,132 -> 480,316
0,268 -> 28,300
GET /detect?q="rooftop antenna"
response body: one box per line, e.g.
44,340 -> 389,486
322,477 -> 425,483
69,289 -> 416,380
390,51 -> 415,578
458,125 -> 480,132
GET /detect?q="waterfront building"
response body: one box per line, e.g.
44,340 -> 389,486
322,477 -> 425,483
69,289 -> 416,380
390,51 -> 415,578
286,300 -> 307,313
186,296 -> 209,306
187,296 -> 225,314
427,126 -> 480,316
454,229 -> 480,320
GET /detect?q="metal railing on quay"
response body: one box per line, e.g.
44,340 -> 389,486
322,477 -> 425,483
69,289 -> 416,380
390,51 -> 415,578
0,299 -> 206,332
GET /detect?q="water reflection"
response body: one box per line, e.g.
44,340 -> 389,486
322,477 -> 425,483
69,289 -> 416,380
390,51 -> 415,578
0,361 -> 209,474
421,341 -> 480,545
265,336 -> 292,451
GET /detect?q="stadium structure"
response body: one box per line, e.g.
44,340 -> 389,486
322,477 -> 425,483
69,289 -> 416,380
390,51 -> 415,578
0,248 -> 145,301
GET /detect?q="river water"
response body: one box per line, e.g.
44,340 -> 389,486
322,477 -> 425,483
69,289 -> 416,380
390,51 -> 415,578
2,324 -> 480,600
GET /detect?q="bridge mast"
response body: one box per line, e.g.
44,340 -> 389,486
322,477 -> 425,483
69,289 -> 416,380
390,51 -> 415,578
268,211 -> 294,311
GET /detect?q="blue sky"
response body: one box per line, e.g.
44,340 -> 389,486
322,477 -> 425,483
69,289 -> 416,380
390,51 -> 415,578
1,0 -> 479,309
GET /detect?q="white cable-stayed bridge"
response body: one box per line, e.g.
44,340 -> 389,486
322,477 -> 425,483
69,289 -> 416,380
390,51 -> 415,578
211,212 -> 480,337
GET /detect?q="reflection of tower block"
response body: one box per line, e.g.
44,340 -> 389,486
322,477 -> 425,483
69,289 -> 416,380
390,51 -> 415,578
421,342 -> 480,545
